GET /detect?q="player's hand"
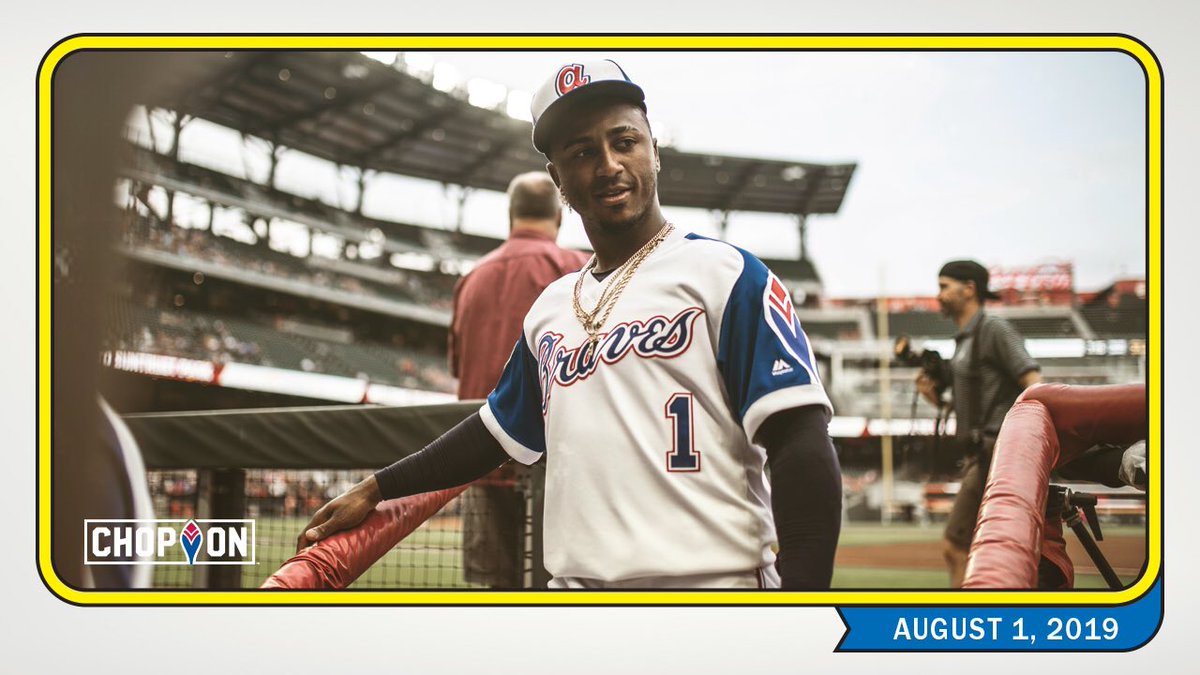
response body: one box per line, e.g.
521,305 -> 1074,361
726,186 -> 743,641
295,475 -> 383,552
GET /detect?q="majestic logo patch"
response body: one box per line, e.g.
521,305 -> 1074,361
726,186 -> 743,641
771,359 -> 793,376
536,307 -> 704,413
555,64 -> 591,96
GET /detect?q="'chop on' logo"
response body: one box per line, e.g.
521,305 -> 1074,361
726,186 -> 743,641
84,519 -> 256,566
180,520 -> 203,565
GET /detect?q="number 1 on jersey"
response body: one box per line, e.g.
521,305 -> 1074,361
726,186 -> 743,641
665,393 -> 700,472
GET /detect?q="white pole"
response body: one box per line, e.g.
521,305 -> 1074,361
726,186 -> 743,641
878,267 -> 894,525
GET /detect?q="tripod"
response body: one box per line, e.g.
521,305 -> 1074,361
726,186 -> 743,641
1045,485 -> 1123,590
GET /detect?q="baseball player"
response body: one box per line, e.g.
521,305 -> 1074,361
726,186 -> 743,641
299,59 -> 843,589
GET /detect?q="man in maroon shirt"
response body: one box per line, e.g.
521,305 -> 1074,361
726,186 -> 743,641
449,171 -> 589,588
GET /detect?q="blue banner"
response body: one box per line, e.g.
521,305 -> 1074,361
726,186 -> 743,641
837,577 -> 1162,651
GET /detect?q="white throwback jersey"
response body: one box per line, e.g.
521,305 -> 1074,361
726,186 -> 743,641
479,227 -> 832,582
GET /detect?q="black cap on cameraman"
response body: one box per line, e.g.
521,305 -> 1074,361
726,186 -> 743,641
938,259 -> 1000,300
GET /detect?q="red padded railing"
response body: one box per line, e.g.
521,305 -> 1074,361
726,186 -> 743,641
260,485 -> 469,590
962,383 -> 1145,589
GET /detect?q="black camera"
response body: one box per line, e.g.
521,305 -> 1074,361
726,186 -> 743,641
893,335 -> 948,400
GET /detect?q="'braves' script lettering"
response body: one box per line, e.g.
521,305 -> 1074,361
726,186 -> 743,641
536,307 -> 704,414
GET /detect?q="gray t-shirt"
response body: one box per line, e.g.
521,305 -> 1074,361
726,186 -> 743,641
949,311 -> 1040,440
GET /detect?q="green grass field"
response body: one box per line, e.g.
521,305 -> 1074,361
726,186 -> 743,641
152,518 -> 1146,591
833,522 -> 1147,590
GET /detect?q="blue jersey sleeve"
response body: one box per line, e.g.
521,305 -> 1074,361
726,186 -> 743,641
479,338 -> 546,465
716,250 -> 833,443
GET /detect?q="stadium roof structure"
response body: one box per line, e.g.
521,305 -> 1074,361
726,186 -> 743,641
140,51 -> 855,217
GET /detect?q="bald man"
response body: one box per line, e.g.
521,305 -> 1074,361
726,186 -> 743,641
448,172 -> 589,587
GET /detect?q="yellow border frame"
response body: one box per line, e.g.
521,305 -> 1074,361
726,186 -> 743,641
37,34 -> 1162,607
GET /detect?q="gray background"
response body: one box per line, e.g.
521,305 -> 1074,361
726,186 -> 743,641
3,2 -> 1194,672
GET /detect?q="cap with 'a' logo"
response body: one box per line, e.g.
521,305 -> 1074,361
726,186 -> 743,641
530,59 -> 645,154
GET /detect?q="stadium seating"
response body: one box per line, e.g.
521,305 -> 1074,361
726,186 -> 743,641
120,212 -> 453,314
103,298 -> 455,392
1079,303 -> 1147,339
126,145 -> 502,261
885,311 -> 957,339
1005,316 -> 1080,338
115,143 -> 1146,423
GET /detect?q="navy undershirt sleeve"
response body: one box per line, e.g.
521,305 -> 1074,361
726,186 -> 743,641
756,404 -> 843,590
373,412 -> 509,500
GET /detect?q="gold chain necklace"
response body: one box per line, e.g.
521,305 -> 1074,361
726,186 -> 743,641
572,222 -> 674,360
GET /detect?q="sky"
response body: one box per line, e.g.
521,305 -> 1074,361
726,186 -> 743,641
142,49 -> 1148,300
429,51 -> 1148,298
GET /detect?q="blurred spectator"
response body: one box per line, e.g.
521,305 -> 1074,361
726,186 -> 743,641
448,172 -> 589,589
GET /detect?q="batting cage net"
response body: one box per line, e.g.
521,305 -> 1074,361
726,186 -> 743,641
128,402 -> 543,590
146,469 -> 506,589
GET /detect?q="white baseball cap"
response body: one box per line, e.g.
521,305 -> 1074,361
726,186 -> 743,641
530,59 -> 645,154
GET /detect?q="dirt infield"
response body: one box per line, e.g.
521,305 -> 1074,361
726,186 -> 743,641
837,533 -> 1147,579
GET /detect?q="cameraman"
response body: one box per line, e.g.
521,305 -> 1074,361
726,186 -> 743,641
915,260 -> 1042,587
